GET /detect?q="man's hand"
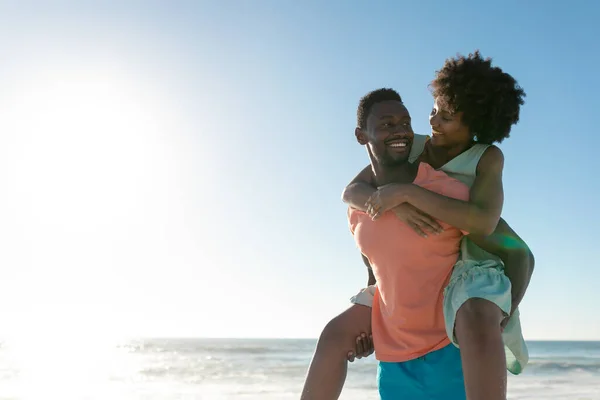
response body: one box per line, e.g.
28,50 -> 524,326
347,332 -> 374,362
365,184 -> 408,220
500,307 -> 516,331
500,315 -> 510,331
500,302 -> 519,331
391,204 -> 443,237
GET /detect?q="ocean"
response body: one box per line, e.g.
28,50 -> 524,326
0,338 -> 598,399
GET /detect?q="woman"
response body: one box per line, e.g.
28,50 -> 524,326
301,51 -> 533,400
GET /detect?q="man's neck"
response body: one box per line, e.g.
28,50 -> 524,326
371,161 -> 419,187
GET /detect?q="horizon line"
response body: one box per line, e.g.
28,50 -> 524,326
107,336 -> 600,342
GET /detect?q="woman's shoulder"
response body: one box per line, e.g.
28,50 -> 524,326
476,144 -> 504,175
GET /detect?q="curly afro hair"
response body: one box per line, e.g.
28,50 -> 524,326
430,50 -> 526,144
357,88 -> 403,129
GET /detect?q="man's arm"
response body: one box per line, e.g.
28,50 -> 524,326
362,254 -> 376,286
341,165 -> 377,212
467,218 -> 535,314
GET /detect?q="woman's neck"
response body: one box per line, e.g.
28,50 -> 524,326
422,140 -> 475,169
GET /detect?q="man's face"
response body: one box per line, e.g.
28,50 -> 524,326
356,100 -> 414,167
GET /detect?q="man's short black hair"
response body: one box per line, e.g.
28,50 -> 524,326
357,88 -> 403,129
430,50 -> 526,144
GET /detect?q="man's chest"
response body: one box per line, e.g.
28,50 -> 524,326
350,212 -> 429,271
349,210 -> 463,276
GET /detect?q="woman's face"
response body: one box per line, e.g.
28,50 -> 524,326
429,97 -> 472,147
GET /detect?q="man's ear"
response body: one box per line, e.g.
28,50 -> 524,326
355,127 -> 368,145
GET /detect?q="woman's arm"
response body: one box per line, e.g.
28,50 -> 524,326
369,146 -> 504,236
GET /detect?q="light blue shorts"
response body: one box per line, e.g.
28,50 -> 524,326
443,258 -> 529,374
377,344 -> 466,400
443,258 -> 512,344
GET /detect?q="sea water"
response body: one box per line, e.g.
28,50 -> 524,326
0,338 -> 598,399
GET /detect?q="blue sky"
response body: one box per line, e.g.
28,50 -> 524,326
0,1 -> 598,340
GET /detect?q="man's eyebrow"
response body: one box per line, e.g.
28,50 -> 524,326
378,114 -> 411,120
379,114 -> 409,119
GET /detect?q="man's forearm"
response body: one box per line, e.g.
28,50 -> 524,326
502,248 -> 534,312
468,218 -> 534,312
342,183 -> 377,212
367,268 -> 376,286
362,254 -> 376,286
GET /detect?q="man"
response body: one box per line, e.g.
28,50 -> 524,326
300,88 -> 534,399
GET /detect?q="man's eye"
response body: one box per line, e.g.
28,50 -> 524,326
430,108 -> 436,116
403,121 -> 411,127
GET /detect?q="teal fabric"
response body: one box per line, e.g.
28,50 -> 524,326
377,344 -> 466,400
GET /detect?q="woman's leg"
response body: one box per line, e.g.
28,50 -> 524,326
455,298 -> 507,400
300,304 -> 372,400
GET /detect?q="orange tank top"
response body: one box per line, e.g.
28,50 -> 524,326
348,163 -> 469,362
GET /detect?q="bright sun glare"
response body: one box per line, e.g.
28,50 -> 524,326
1,63 -> 187,341
0,63 -> 191,395
4,67 -> 165,226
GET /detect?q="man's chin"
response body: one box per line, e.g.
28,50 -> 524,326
380,155 -> 410,167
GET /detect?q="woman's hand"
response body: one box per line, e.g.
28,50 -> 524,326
391,203 -> 443,238
365,184 -> 407,220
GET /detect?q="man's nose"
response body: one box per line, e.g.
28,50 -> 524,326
394,125 -> 411,135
